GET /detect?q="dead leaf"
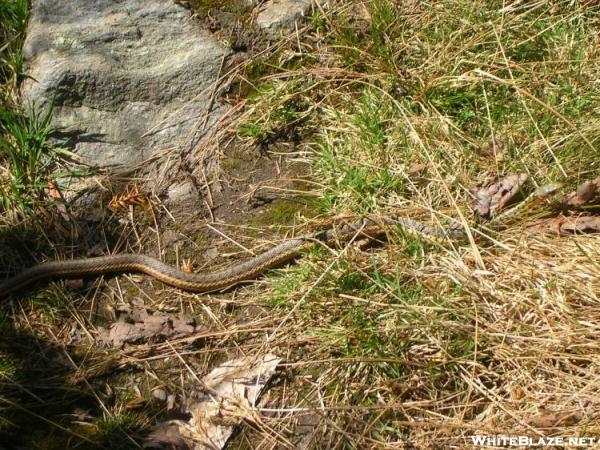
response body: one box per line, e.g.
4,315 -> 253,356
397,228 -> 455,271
526,408 -> 583,428
470,173 -> 529,219
408,163 -> 427,176
47,178 -> 62,201
46,177 -> 71,222
98,301 -> 204,348
561,177 -> 600,207
144,354 -> 281,450
525,215 -> 600,236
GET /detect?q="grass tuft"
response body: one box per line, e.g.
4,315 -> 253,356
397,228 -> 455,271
0,104 -> 66,215
0,0 -> 28,93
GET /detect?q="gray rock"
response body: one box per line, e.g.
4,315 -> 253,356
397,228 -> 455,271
21,0 -> 230,174
257,0 -> 314,35
164,178 -> 205,216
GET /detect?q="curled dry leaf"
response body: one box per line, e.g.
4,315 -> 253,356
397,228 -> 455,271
561,177 -> 600,207
144,353 -> 281,450
98,301 -> 205,348
525,215 -> 600,236
470,173 -> 529,219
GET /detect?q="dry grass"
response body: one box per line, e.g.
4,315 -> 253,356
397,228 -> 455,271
1,0 -> 600,448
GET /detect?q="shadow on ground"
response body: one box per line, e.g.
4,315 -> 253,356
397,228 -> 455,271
0,213 -> 162,448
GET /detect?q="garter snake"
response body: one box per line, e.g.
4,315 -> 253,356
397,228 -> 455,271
0,217 -> 465,298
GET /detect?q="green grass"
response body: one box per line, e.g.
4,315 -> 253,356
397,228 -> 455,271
185,0 -> 253,21
0,0 -> 28,92
0,1 -> 80,219
242,0 -> 600,222
0,105 -> 67,215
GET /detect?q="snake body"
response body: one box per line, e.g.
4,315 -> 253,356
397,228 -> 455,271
0,218 -> 464,298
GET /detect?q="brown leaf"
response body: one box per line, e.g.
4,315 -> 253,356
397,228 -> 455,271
408,163 -> 427,176
470,173 -> 529,218
98,302 -> 203,348
525,215 -> 600,236
47,178 -> 62,201
561,177 -> 600,207
526,408 -> 583,428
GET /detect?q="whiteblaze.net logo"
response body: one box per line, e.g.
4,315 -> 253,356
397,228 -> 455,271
470,435 -> 597,447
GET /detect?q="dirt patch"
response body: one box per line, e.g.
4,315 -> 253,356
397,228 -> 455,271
211,143 -> 314,225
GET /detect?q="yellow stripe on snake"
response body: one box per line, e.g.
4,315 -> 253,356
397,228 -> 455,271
0,217 -> 465,298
